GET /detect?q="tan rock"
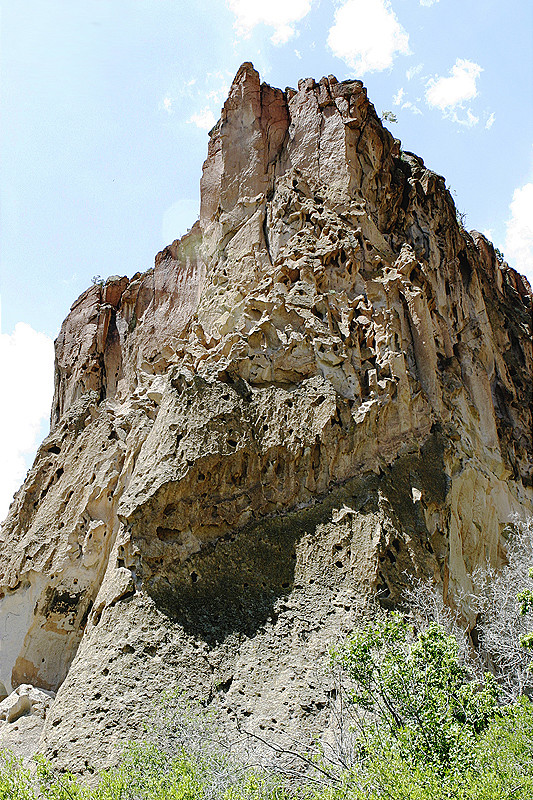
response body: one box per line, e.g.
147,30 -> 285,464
0,63 -> 531,771
0,684 -> 55,723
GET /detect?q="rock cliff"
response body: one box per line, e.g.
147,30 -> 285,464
1,63 -> 531,771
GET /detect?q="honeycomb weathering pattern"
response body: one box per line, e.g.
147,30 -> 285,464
0,62 -> 531,770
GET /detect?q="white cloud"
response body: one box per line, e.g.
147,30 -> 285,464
485,112 -> 496,130
401,100 -> 423,115
420,0 -> 439,5
392,89 -> 422,115
406,64 -> 423,81
425,59 -> 482,111
505,182 -> 533,280
162,96 -> 173,113
176,71 -> 231,135
327,0 -> 410,75
452,108 -> 479,127
204,73 -> 231,106
482,228 -> 493,241
0,320 -> 54,521
393,87 -> 405,105
227,0 -> 312,45
187,108 -> 217,131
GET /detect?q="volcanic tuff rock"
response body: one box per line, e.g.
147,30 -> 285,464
1,63 -> 532,771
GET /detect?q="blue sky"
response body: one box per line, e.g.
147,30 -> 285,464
1,0 -> 532,518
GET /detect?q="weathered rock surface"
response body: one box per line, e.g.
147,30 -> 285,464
1,63 -> 531,772
0,684 -> 55,724
0,684 -> 55,762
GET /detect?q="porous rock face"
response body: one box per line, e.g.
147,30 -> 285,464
1,63 -> 531,770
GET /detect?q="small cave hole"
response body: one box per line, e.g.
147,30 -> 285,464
458,250 -> 472,286
191,572 -> 199,583
376,573 -> 391,598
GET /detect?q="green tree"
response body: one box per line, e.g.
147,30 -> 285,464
335,612 -> 499,770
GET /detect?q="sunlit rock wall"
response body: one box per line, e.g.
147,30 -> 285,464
0,63 -> 531,771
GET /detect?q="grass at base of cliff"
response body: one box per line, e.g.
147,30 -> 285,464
1,700 -> 533,800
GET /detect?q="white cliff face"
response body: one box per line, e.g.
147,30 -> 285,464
0,63 -> 531,771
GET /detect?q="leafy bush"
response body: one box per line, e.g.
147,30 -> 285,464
334,612 -> 499,771
346,697 -> 533,800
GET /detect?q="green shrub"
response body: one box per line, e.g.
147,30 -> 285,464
335,612 -> 499,771
0,752 -> 34,800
